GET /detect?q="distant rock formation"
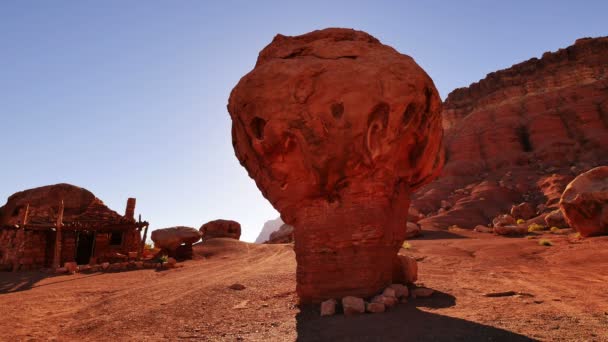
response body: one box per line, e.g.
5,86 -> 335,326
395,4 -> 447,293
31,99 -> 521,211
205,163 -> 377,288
267,223 -> 294,244
228,28 -> 444,302
413,37 -> 608,230
255,217 -> 284,243
200,219 -> 241,240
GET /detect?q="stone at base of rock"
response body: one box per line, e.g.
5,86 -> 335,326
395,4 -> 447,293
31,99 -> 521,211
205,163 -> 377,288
342,296 -> 365,316
389,284 -> 409,298
392,255 -> 418,284
366,302 -> 386,313
320,299 -> 337,316
64,262 -> 78,273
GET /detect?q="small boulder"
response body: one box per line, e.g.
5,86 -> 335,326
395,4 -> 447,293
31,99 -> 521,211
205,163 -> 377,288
392,255 -> 418,284
492,214 -> 516,227
371,295 -> 397,307
382,287 -> 396,298
412,287 -> 434,298
200,219 -> 241,240
342,296 -> 365,316
320,299 -> 337,316
229,283 -> 246,291
389,284 -> 409,298
405,222 -> 421,239
510,202 -> 536,220
101,262 -> 110,270
167,257 -> 177,268
474,225 -> 493,233
55,267 -> 67,274
366,302 -> 386,313
544,209 -> 568,228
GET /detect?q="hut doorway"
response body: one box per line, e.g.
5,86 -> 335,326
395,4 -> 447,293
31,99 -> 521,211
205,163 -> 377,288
75,231 -> 94,265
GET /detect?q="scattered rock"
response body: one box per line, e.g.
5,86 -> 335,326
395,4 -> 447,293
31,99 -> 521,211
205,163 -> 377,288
342,296 -> 365,316
229,283 -> 246,291
382,287 -> 396,298
511,202 -> 536,220
371,295 -> 397,308
544,209 -> 569,228
55,267 -> 67,274
167,257 -> 177,268
560,166 -> 608,237
474,225 -> 494,233
101,262 -> 110,270
200,219 -> 241,240
493,214 -> 516,227
388,284 -> 409,298
366,302 -> 385,313
412,287 -> 434,298
405,222 -> 421,239
320,299 -> 337,316
484,291 -> 517,297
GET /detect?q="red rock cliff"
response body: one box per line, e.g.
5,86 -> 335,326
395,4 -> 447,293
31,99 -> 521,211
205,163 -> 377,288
414,37 -> 608,229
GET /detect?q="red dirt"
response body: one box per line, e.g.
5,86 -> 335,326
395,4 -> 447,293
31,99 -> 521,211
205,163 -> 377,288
1,235 -> 607,341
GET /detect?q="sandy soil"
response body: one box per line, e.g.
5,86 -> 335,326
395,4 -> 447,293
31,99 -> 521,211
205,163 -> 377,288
1,232 -> 607,341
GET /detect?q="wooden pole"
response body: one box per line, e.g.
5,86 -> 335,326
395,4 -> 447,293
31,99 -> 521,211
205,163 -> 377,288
52,200 -> 64,268
21,203 -> 30,226
139,219 -> 149,260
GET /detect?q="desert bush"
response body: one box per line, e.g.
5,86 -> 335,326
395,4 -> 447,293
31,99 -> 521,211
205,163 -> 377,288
402,242 -> 412,249
158,254 -> 169,264
516,218 -> 525,224
528,223 -> 546,233
538,239 -> 553,246
550,227 -> 560,233
145,243 -> 153,250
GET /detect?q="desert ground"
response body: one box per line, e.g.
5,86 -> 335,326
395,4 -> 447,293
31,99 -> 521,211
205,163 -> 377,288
1,232 -> 607,342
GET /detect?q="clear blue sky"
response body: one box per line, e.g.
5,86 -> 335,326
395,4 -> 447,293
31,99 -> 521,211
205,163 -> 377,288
1,1 -> 606,242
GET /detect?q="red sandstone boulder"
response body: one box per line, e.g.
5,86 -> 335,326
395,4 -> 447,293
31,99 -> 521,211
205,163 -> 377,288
200,219 -> 241,241
559,166 -> 608,237
405,222 -> 421,239
544,209 -> 569,228
494,225 -> 528,236
151,226 -> 201,257
510,202 -> 535,220
228,28 -> 444,303
392,254 -> 418,284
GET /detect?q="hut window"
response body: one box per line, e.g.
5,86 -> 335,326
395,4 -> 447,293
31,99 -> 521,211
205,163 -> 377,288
110,231 -> 123,246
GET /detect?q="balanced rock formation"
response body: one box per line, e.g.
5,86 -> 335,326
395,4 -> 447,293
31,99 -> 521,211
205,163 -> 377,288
560,166 -> 608,236
200,219 -> 241,240
151,226 -> 201,259
228,28 -> 444,302
266,223 -> 294,244
413,36 -> 608,230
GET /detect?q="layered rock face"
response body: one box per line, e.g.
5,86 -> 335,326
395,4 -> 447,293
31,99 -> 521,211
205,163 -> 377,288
413,37 -> 608,229
228,28 -> 444,302
255,217 -> 284,243
560,166 -> 608,237
200,219 -> 241,240
266,223 -> 294,244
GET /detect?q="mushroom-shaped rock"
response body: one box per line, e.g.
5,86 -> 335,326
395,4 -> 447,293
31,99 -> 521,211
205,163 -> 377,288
151,226 -> 201,258
559,166 -> 608,237
228,28 -> 444,303
200,219 -> 241,240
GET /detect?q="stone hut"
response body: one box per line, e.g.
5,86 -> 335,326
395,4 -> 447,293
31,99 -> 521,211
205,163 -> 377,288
0,184 -> 149,271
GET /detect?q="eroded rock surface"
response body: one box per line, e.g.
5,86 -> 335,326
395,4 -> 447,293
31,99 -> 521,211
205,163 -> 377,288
266,224 -> 294,244
560,166 -> 608,236
228,28 -> 444,302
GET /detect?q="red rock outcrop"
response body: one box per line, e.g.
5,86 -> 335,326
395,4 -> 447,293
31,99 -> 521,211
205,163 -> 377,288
228,28 -> 444,302
560,166 -> 608,237
414,37 -> 608,230
200,219 -> 241,240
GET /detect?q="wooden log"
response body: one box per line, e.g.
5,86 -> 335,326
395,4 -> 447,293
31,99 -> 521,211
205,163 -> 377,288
52,201 -> 64,268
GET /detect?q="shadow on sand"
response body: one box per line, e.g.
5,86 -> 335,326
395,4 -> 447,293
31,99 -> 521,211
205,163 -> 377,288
296,290 -> 535,341
0,271 -> 106,294
413,229 -> 470,241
